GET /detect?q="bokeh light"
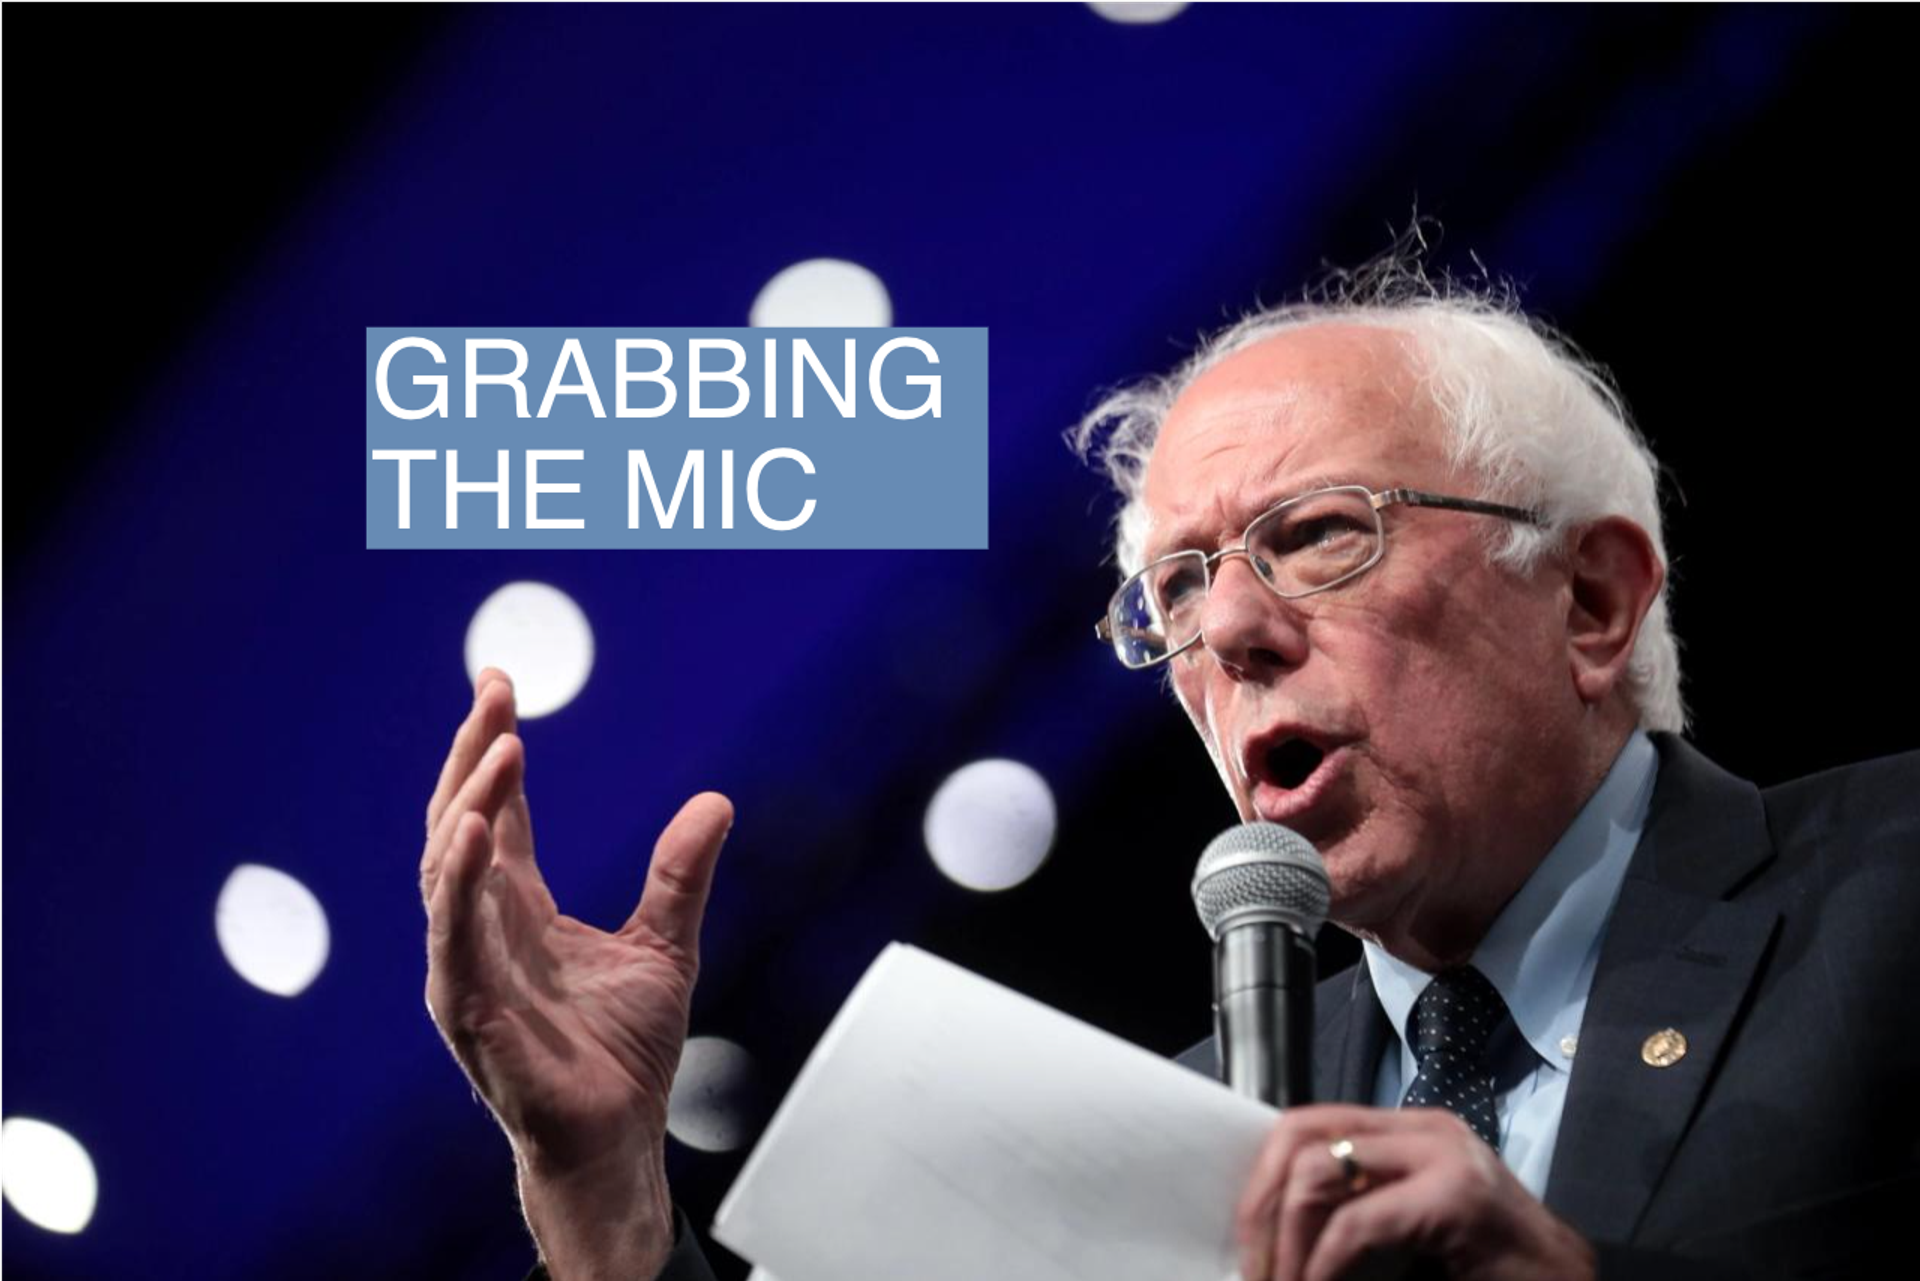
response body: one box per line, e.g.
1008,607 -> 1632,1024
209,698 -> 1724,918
463,581 -> 595,718
667,1036 -> 757,1153
215,864 -> 331,997
923,759 -> 1058,892
1088,3 -> 1189,25
1,1117 -> 99,1234
749,259 -> 893,328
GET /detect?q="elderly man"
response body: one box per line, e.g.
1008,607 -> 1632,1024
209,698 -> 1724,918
421,282 -> 1916,1280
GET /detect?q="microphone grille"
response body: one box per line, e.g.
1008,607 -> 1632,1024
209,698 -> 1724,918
1191,822 -> 1331,940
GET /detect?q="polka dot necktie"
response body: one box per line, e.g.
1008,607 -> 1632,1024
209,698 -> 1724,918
1399,965 -> 1506,1149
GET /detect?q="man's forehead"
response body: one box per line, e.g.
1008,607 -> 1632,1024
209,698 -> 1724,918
1139,325 -> 1436,550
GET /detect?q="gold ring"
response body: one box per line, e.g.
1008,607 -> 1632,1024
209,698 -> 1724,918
1328,1137 -> 1370,1195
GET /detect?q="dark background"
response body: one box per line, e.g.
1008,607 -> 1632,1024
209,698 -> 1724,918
6,4 -> 1915,1278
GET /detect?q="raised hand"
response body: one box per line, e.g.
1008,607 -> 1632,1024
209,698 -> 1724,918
422,668 -> 733,1279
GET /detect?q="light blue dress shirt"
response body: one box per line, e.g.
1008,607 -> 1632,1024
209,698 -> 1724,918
1362,730 -> 1657,1198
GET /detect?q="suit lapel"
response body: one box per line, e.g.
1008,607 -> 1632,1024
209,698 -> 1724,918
1543,735 -> 1780,1244
1317,961 -> 1390,1105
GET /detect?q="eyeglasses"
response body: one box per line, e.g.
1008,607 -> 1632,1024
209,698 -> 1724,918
1094,485 -> 1544,670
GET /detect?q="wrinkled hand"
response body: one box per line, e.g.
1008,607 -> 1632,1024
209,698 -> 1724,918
1236,1105 -> 1595,1281
421,668 -> 732,1279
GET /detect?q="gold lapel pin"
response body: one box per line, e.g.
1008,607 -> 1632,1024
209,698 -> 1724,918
1641,1028 -> 1688,1067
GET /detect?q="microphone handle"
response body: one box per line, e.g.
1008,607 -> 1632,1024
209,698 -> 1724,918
1213,920 -> 1317,1107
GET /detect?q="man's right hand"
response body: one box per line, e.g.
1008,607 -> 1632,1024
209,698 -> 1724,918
421,668 -> 733,1281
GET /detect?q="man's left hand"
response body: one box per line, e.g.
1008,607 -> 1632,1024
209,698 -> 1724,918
1236,1104 -> 1596,1281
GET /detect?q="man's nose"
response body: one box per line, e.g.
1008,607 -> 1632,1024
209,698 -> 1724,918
1195,554 -> 1309,678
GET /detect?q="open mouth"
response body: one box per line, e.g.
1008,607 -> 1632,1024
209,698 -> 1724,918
1265,737 -> 1327,790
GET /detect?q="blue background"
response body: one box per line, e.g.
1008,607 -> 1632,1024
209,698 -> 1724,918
7,5 -> 1916,1279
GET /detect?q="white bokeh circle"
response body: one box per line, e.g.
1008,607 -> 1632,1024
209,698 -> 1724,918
215,863 -> 331,997
749,258 -> 893,327
923,758 -> 1058,892
463,581 -> 595,719
667,1036 -> 756,1153
1,1117 -> 100,1234
1089,2 -> 1189,24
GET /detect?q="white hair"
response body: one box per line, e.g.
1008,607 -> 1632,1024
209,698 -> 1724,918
1069,266 -> 1687,734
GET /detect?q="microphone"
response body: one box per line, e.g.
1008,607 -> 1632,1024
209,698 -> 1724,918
1191,822 -> 1330,1107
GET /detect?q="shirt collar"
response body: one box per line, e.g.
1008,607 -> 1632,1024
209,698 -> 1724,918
1363,729 -> 1657,1075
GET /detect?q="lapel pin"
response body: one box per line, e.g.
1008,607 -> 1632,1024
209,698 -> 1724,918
1641,1028 -> 1688,1067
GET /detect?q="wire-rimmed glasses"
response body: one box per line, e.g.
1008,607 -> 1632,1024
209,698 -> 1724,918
1094,485 -> 1544,670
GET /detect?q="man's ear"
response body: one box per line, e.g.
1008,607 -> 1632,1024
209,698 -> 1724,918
1564,516 -> 1665,707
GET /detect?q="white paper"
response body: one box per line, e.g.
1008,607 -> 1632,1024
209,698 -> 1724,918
712,944 -> 1278,1281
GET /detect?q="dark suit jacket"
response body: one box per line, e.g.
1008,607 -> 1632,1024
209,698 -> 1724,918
1178,733 -> 1920,1278
545,734 -> 1917,1280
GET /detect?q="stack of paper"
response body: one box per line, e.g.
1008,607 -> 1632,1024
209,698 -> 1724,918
713,944 -> 1278,1281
